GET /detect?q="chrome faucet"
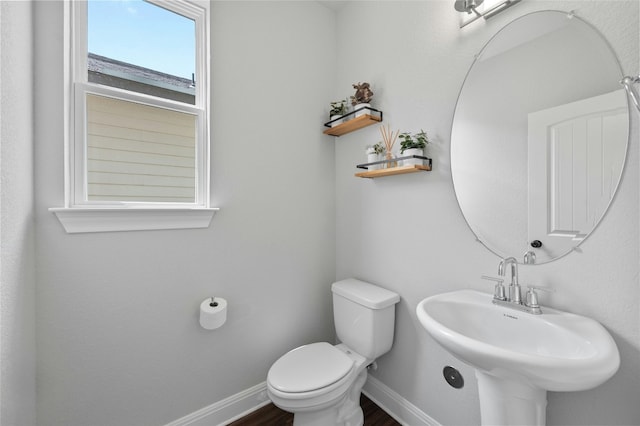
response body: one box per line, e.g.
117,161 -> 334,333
498,257 -> 521,304
480,257 -> 549,315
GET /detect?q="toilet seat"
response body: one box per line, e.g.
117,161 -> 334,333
268,342 -> 354,393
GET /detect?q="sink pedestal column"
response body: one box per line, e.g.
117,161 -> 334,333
476,371 -> 547,426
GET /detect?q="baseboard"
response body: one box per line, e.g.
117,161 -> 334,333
164,382 -> 269,426
165,376 -> 441,426
363,375 -> 442,426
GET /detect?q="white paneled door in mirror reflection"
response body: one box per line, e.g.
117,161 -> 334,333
527,90 -> 627,260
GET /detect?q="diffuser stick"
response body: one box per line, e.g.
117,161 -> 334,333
380,125 -> 399,165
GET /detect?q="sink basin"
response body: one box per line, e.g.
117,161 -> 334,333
417,290 -> 620,425
416,289 -> 619,391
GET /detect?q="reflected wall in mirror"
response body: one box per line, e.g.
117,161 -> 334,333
451,10 -> 629,264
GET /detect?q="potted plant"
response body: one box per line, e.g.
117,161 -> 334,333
329,99 -> 347,127
350,82 -> 374,117
399,130 -> 429,165
365,142 -> 385,170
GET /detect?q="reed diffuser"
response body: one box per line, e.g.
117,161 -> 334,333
380,125 -> 399,168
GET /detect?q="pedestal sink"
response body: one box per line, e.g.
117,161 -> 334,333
416,290 -> 619,426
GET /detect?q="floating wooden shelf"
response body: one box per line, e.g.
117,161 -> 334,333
355,164 -> 432,178
355,155 -> 432,179
323,107 -> 383,137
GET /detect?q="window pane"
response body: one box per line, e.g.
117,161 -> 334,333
87,0 -> 196,104
86,94 -> 196,203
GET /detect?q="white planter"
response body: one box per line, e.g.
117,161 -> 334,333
401,148 -> 424,166
353,103 -> 371,118
330,115 -> 344,127
367,153 -> 381,170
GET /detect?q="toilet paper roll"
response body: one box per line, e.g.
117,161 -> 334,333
199,297 -> 227,330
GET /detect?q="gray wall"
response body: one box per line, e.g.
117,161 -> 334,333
34,2 -> 336,424
5,1 -> 637,425
335,1 -> 639,425
0,1 -> 37,425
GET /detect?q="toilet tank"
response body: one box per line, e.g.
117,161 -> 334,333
331,279 -> 400,360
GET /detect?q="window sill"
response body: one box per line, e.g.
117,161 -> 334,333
49,207 -> 219,234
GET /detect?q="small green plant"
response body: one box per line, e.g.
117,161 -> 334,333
366,142 -> 385,155
372,141 -> 385,155
399,130 -> 429,154
329,99 -> 347,117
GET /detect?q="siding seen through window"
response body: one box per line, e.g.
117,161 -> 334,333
84,0 -> 200,204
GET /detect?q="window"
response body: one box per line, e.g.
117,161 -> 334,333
52,0 -> 217,233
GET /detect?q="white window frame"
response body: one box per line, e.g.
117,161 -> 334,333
51,0 -> 217,233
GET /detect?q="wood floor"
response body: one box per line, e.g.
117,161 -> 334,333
228,394 -> 401,426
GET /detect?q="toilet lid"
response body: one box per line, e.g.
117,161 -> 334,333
268,342 -> 354,393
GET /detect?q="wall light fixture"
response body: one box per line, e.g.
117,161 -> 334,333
456,0 -> 522,28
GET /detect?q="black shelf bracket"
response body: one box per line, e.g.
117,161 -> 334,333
323,106 -> 383,128
357,155 -> 432,170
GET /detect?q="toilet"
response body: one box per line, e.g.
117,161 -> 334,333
267,278 -> 400,426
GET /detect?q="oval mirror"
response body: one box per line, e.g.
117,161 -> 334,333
451,10 -> 629,264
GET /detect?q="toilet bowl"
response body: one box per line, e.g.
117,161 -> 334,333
266,279 -> 400,426
267,342 -> 368,425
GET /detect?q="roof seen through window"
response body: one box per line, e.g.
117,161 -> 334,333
88,0 -> 196,81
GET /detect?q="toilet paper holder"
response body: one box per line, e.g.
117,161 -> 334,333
200,296 -> 228,330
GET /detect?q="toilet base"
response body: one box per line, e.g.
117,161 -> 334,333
293,405 -> 340,426
336,367 -> 367,426
291,368 -> 367,426
293,405 -> 363,426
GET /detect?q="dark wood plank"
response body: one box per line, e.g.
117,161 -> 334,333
228,401 -> 293,426
361,394 -> 401,426
227,402 -> 293,426
228,394 -> 400,426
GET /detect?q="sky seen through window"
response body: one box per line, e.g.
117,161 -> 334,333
88,0 -> 196,80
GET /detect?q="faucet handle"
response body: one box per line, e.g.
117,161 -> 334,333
523,250 -> 536,265
524,285 -> 554,309
481,276 -> 506,301
526,285 -> 554,293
